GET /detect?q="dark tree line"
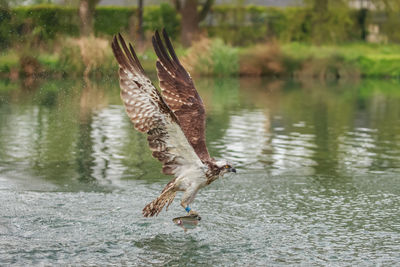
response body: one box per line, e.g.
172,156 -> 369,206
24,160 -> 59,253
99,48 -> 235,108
3,0 -> 400,45
78,0 -> 213,46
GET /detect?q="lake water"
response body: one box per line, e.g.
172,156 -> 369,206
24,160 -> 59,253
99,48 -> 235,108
0,77 -> 399,265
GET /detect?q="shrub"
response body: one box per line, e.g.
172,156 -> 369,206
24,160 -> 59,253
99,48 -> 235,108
12,5 -> 79,41
281,6 -> 354,44
143,3 -> 179,39
94,6 -> 135,36
182,37 -> 238,76
239,41 -> 285,76
205,5 -> 270,45
295,55 -> 359,80
0,50 -> 18,73
211,39 -> 238,76
58,38 -> 85,75
357,55 -> 400,78
58,36 -> 116,77
181,37 -> 212,75
0,7 -> 12,48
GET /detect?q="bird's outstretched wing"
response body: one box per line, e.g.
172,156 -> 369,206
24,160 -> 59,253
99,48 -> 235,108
152,29 -> 211,163
111,34 -> 204,178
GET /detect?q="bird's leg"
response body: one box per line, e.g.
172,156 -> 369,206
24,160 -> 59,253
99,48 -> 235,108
181,202 -> 198,216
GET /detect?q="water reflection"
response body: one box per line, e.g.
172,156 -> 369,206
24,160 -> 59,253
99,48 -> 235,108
1,77 -> 400,189
216,109 -> 271,168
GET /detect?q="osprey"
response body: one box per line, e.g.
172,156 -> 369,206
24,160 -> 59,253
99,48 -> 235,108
111,29 -> 236,217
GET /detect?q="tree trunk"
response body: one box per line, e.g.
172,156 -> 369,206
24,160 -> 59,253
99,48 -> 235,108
176,0 -> 214,47
180,0 -> 200,47
358,8 -> 368,41
137,0 -> 144,44
313,0 -> 328,12
311,0 -> 329,44
79,0 -> 99,36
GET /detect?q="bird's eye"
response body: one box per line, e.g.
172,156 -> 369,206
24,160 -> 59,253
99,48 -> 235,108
225,165 -> 230,169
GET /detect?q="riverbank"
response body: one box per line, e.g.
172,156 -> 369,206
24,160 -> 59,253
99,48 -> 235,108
1,37 -> 400,80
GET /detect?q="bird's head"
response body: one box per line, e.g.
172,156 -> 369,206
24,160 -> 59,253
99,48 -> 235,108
215,160 -> 236,176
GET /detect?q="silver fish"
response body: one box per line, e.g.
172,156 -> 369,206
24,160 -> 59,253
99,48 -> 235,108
172,214 -> 201,232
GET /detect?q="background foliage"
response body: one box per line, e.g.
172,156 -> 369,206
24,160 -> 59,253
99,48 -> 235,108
1,3 -> 400,78
1,4 -> 400,49
94,6 -> 135,36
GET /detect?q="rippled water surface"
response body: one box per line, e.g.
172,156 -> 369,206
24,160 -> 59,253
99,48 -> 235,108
1,78 -> 400,265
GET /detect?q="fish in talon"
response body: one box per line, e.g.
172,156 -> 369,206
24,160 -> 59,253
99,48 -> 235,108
173,214 -> 201,232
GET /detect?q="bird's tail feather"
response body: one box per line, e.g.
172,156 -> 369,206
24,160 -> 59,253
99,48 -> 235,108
142,189 -> 177,217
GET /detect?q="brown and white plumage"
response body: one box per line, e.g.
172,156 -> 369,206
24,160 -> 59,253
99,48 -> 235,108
153,30 -> 210,163
111,30 -> 235,217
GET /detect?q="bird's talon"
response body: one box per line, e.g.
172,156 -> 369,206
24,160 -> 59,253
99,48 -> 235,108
188,210 -> 199,216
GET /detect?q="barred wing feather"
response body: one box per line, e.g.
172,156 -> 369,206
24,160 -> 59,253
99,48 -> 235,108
111,34 -> 204,178
152,29 -> 211,163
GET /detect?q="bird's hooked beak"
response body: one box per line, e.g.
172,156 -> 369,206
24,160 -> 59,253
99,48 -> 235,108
230,167 -> 237,173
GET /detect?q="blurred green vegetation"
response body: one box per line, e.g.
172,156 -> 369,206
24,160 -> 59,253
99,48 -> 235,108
0,51 -> 18,73
9,5 -> 80,41
205,5 -> 356,45
94,6 -> 135,36
2,38 -> 400,79
143,3 -> 180,39
183,38 -> 239,77
1,4 -> 399,47
0,4 -> 180,48
0,3 -> 400,79
281,43 -> 400,78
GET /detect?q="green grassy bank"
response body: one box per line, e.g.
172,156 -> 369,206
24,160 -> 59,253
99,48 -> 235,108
281,43 -> 400,79
1,37 -> 400,80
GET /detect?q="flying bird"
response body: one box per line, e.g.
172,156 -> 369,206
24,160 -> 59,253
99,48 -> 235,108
111,29 -> 236,217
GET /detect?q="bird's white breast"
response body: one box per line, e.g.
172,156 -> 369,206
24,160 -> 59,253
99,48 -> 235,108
175,164 -> 208,191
